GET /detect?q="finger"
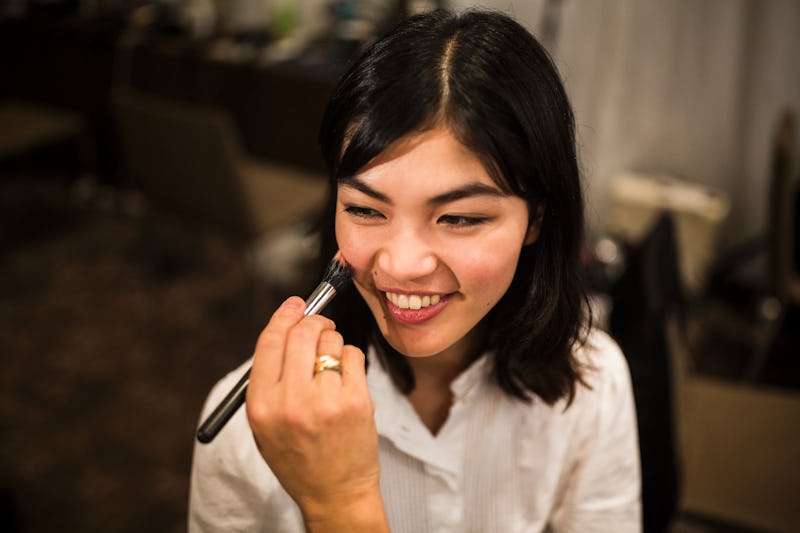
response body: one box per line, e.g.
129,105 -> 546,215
282,314 -> 336,388
250,296 -> 306,387
316,329 -> 344,362
340,346 -> 372,418
340,345 -> 367,389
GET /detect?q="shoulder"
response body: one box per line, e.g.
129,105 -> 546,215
574,328 -> 632,395
547,330 -> 642,529
559,328 -> 637,431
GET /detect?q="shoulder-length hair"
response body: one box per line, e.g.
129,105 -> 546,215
316,9 -> 588,405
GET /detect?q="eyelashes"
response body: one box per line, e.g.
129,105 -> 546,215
343,205 -> 490,228
343,205 -> 383,219
436,214 -> 490,227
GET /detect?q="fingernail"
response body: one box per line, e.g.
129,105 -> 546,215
283,296 -> 305,309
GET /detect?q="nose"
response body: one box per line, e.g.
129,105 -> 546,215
376,227 -> 438,282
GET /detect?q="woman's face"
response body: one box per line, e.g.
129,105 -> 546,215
335,127 -> 536,363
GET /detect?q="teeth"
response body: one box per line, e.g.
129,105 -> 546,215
397,294 -> 408,308
385,292 -> 442,309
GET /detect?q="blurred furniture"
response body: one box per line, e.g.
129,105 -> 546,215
0,101 -> 86,161
768,109 -> 800,306
608,110 -> 800,532
111,88 -> 327,244
697,109 -> 800,384
609,215 -> 683,533
0,15 -> 340,182
672,348 -> 800,533
607,171 -> 731,296
738,108 -> 800,383
609,214 -> 800,533
0,15 -> 124,181
0,100 -> 93,180
117,31 -> 340,173
670,295 -> 800,533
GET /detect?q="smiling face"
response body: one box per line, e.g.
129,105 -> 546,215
335,126 -> 537,366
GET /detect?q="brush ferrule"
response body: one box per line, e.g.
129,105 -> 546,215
304,281 -> 337,316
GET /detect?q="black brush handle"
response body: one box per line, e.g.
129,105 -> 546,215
196,368 -> 251,443
196,281 -> 340,444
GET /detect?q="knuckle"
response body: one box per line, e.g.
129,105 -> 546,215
245,399 -> 269,427
315,400 -> 343,424
255,329 -> 282,352
289,322 -> 322,343
341,393 -> 371,419
278,406 -> 300,426
343,345 -> 365,365
277,395 -> 314,429
319,329 -> 344,345
308,314 -> 336,330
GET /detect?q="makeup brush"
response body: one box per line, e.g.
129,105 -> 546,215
196,254 -> 352,444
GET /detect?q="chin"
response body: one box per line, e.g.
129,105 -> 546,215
381,331 -> 451,358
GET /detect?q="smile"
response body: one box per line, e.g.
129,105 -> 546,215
384,292 -> 442,310
383,291 -> 450,325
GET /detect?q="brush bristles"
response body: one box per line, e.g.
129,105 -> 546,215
323,256 -> 352,291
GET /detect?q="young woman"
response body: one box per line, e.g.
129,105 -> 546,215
190,9 -> 641,532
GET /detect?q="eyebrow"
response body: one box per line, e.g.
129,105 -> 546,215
339,176 -> 506,206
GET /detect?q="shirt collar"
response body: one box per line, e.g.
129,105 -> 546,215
366,347 -> 493,480
449,352 -> 491,401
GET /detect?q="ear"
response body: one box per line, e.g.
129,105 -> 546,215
524,204 -> 545,246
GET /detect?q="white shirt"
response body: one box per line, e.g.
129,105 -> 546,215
189,329 -> 642,532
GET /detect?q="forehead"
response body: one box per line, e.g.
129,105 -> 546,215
341,127 -> 501,198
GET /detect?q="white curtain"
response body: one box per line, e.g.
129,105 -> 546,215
452,0 -> 800,248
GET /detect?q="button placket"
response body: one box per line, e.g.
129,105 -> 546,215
426,464 -> 463,532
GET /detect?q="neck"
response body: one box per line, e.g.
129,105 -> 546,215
406,323 -> 485,386
404,325 -> 486,435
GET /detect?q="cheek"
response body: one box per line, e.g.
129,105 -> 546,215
462,249 -> 520,286
335,218 -> 374,275
455,236 -> 524,299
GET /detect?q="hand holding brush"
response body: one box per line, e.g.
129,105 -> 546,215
196,254 -> 352,444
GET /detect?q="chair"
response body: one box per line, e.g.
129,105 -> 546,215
700,109 -> 799,383
768,109 -> 800,306
0,100 -> 89,173
111,88 -> 328,304
111,88 -> 327,245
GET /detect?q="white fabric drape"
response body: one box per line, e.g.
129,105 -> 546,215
453,0 -> 800,246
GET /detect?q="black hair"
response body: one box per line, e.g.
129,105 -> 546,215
316,9 -> 588,405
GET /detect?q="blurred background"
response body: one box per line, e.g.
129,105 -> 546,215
0,0 -> 798,531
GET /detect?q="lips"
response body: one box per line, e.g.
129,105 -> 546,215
383,291 -> 450,324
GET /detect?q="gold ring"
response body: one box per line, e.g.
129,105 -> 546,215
314,354 -> 342,375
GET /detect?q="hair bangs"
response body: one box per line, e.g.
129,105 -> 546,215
337,92 -> 441,181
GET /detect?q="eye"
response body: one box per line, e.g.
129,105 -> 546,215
437,214 -> 490,227
344,205 -> 384,220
